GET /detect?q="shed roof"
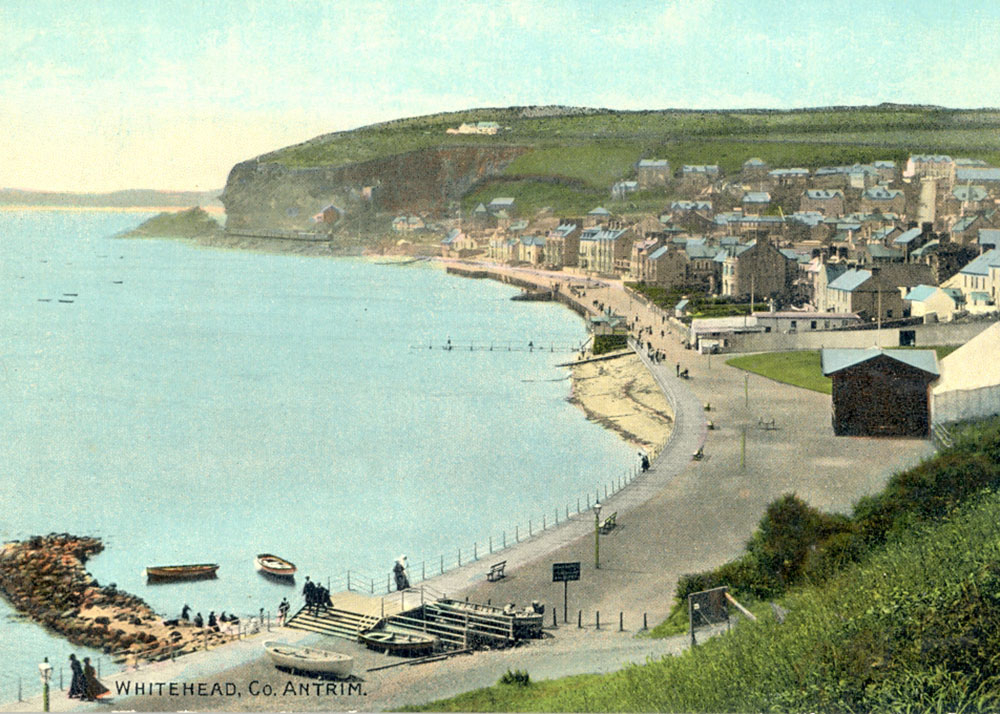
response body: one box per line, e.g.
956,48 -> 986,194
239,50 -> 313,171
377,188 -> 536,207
821,348 -> 939,376
893,227 -> 923,245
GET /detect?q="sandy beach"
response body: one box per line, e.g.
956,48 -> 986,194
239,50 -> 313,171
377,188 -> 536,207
568,353 -> 674,452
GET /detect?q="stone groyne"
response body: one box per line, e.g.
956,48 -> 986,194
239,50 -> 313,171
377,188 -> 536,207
0,534 -> 223,663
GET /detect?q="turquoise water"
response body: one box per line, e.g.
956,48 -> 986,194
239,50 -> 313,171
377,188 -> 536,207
0,210 -> 632,690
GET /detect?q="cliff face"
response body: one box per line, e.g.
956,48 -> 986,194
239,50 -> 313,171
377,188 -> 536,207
221,145 -> 528,232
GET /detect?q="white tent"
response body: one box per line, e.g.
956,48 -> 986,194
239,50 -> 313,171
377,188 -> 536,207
932,322 -> 1000,424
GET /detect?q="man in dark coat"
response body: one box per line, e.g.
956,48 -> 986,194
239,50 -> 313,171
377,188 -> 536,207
68,654 -> 85,699
193,612 -> 204,628
303,576 -> 316,613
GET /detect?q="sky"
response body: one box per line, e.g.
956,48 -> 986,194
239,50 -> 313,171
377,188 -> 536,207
3,0 -> 1000,193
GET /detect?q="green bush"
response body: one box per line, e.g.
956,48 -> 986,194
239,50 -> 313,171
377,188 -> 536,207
498,669 -> 530,686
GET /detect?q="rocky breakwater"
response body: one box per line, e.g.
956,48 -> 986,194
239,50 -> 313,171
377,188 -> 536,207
0,534 -> 222,664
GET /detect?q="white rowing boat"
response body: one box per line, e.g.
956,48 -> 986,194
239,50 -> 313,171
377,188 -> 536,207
264,641 -> 353,677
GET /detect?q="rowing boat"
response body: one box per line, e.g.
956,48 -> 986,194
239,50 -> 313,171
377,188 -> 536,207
255,553 -> 297,579
264,641 -> 353,677
359,629 -> 437,657
145,564 -> 219,582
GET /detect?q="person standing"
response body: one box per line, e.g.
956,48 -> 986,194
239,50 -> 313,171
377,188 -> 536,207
67,654 -> 85,699
278,597 -> 290,625
303,576 -> 316,614
82,657 -> 109,701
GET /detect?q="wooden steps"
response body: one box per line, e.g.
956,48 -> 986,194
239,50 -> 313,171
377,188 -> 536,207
285,606 -> 382,641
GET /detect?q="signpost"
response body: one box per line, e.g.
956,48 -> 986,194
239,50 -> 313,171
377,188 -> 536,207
552,561 -> 580,624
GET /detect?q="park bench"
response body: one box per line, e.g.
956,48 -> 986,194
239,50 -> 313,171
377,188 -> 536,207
487,560 -> 507,582
692,446 -> 704,460
758,416 -> 777,430
599,512 -> 618,534
706,420 -> 715,430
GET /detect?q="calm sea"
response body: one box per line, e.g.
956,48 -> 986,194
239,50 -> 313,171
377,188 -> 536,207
0,210 -> 632,689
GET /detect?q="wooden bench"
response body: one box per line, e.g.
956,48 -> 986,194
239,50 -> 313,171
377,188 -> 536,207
487,561 -> 507,582
758,417 -> 777,430
599,512 -> 618,534
706,420 -> 715,430
692,446 -> 704,460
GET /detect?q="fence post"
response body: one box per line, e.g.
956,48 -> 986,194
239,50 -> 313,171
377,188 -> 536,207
370,578 -> 375,594
59,667 -> 63,691
347,570 -> 351,591
267,611 -> 271,632
516,525 -> 519,542
529,519 -> 532,537
18,675 -> 21,702
458,549 -> 462,567
387,574 -> 391,593
422,561 -> 426,581
489,536 -> 493,554
552,609 -> 557,628
503,530 -> 507,548
596,611 -> 600,630
643,613 -> 648,631
577,610 -> 582,629
577,498 -> 580,514
440,554 -> 444,574
619,612 -> 623,631
98,660 -> 101,678
474,542 -> 478,560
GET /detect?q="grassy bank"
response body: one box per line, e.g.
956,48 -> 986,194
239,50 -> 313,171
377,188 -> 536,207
411,417 -> 1000,711
726,346 -> 959,395
413,490 -> 1000,712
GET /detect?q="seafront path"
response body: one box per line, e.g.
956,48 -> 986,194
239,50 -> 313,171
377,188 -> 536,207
8,259 -> 937,711
442,261 -> 935,625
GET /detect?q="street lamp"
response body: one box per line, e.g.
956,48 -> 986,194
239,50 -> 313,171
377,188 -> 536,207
594,501 -> 602,570
38,657 -> 52,713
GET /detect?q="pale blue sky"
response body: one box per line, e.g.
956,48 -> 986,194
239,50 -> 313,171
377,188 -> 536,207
3,0 -> 1000,192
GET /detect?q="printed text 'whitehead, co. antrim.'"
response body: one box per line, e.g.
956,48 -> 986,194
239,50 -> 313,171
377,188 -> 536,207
113,680 -> 366,698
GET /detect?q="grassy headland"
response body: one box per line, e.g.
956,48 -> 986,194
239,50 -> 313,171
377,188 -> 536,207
124,206 -> 223,239
410,416 -> 1000,712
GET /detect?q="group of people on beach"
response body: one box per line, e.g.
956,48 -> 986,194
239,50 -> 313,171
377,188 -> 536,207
67,653 -> 108,702
177,603 -> 240,632
302,576 -> 332,615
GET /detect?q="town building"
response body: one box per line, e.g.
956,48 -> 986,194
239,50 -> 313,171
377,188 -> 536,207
903,155 -> 955,182
636,159 -> 671,188
800,189 -> 845,217
577,225 -> 634,275
860,186 -> 905,214
720,239 -> 795,299
545,221 -> 581,268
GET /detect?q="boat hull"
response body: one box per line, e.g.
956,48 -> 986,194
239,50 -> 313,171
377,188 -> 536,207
359,630 -> 437,657
255,554 -> 297,579
145,564 -> 219,582
264,642 -> 353,677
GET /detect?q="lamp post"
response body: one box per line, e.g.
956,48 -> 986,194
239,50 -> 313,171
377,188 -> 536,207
38,657 -> 52,713
594,501 -> 602,570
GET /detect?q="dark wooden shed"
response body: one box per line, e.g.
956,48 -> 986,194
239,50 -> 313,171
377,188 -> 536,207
821,349 -> 939,437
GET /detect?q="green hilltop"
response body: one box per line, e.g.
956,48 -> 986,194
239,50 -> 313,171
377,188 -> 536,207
258,104 -> 1000,216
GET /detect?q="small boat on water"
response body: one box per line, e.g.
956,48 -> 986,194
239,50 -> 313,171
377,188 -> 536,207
145,563 -> 219,582
264,641 -> 353,677
359,629 -> 437,657
255,553 -> 297,579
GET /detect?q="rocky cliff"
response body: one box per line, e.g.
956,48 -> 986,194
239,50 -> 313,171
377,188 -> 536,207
221,145 -> 528,233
